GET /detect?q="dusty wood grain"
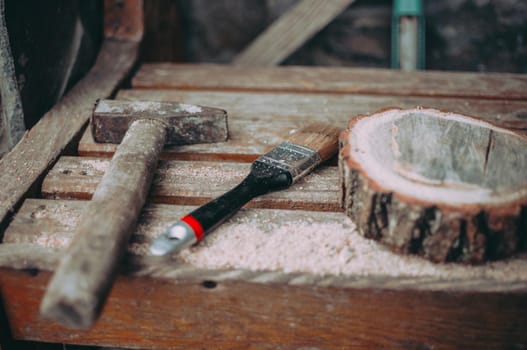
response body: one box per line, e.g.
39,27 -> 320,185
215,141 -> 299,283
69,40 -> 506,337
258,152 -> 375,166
0,268 -> 526,349
0,243 -> 60,271
76,89 -> 527,160
0,39 -> 139,230
4,199 -> 527,290
132,63 -> 527,100
41,157 -> 339,211
40,119 -> 168,329
339,107 -> 527,263
233,0 -> 356,66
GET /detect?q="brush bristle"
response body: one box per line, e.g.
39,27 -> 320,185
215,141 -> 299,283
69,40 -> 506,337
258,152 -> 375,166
287,123 -> 341,162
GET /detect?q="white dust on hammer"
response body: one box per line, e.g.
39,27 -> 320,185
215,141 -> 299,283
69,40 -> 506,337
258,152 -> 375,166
178,103 -> 202,114
96,100 -> 203,115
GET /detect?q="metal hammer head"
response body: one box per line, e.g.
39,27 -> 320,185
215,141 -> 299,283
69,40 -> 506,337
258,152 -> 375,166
92,99 -> 228,145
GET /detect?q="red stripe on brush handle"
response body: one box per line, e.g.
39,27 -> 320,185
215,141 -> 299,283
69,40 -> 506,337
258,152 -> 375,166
181,215 -> 205,241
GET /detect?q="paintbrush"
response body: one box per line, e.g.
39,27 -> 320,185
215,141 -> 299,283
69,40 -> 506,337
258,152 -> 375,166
149,123 -> 341,256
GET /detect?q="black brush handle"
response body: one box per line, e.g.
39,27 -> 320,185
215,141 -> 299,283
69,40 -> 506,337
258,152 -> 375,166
149,162 -> 292,256
191,162 -> 291,232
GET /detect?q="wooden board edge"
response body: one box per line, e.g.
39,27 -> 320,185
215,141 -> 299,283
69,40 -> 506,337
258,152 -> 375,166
0,267 -> 526,349
0,242 -> 526,293
131,63 -> 527,101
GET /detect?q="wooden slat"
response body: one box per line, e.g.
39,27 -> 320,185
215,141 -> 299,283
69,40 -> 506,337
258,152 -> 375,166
0,268 -> 525,349
77,89 -> 527,159
5,200 -> 350,260
233,0 -> 356,66
132,63 -> 527,100
0,40 -> 139,229
117,88 -> 527,129
4,199 -> 527,289
41,157 -> 339,211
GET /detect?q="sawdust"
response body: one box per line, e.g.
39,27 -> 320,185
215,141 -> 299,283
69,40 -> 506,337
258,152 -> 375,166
81,159 -> 109,174
12,201 -> 527,282
178,103 -> 202,114
173,211 -> 527,282
35,234 -> 72,249
159,162 -> 249,184
6,203 -> 79,249
31,203 -> 79,228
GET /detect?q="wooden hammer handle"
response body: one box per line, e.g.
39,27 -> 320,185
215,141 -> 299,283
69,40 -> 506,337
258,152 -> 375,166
40,119 -> 167,329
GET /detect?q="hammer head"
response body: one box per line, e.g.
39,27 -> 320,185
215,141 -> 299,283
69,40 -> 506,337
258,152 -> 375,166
92,99 -> 228,145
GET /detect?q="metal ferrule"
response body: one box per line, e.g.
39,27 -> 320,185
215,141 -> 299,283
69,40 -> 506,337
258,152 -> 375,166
256,141 -> 321,183
149,221 -> 197,256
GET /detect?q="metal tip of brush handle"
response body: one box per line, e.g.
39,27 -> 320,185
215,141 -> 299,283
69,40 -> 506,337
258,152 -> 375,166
149,221 -> 197,256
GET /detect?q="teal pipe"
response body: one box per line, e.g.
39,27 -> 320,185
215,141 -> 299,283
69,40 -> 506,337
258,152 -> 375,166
391,0 -> 425,70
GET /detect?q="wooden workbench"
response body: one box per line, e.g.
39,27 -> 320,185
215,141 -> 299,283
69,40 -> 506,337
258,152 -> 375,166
1,63 -> 527,349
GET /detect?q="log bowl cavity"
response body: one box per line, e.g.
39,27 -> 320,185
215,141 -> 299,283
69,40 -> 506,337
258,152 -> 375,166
339,108 -> 527,263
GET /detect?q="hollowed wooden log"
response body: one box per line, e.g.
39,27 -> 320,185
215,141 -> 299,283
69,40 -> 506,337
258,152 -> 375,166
339,107 -> 527,263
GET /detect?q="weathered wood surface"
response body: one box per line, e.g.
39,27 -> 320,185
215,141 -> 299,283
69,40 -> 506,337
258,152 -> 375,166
1,267 -> 526,349
41,157 -> 339,211
132,63 -> 527,100
233,0 -> 356,66
0,39 -> 139,231
115,89 -> 527,129
77,89 -> 527,159
4,199 -> 527,290
339,108 -> 527,263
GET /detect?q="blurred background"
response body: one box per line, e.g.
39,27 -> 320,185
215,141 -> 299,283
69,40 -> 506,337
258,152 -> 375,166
2,0 -> 527,137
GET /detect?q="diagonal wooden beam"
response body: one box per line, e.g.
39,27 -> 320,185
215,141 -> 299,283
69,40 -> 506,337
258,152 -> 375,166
0,0 -> 143,234
233,0 -> 356,66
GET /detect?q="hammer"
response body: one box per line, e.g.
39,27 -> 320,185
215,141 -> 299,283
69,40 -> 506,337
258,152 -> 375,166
40,99 -> 228,329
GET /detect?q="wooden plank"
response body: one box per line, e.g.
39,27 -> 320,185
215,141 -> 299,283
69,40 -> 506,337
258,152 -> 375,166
132,63 -> 527,100
117,89 -> 527,129
40,157 -> 339,211
0,268 -> 525,349
77,89 -> 527,159
2,199 -> 526,346
4,199 -> 527,289
0,39 -> 139,231
232,0 -> 356,66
